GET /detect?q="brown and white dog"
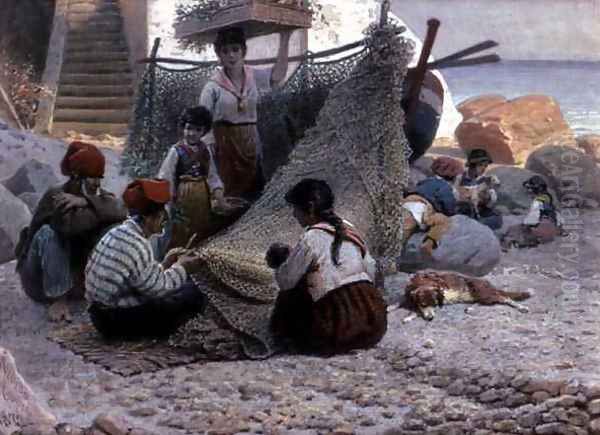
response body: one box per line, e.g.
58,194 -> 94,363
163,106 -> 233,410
404,271 -> 531,320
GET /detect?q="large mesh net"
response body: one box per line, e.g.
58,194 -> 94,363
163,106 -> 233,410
122,21 -> 414,359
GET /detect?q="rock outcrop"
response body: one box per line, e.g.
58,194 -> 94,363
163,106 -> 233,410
525,144 -> 600,207
1,159 -> 59,198
0,347 -> 56,434
455,95 -> 573,165
576,134 -> 600,163
0,184 -> 31,264
457,94 -> 507,121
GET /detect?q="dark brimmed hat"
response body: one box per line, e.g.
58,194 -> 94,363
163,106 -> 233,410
467,148 -> 492,165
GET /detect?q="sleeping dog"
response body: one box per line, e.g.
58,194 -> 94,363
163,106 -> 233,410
404,271 -> 531,320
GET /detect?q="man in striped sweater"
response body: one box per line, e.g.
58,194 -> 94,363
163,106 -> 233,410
85,178 -> 205,339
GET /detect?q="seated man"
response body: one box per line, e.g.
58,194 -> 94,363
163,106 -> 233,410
401,156 -> 462,256
455,148 -> 503,230
85,178 -> 205,339
15,141 -> 126,321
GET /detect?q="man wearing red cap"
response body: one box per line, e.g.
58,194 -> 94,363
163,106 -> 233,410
85,179 -> 204,338
15,141 -> 126,321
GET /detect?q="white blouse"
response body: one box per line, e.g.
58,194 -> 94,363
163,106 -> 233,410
199,66 -> 272,144
275,222 -> 376,301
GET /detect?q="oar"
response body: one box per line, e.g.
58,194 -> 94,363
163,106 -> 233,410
429,53 -> 501,69
432,40 -> 499,66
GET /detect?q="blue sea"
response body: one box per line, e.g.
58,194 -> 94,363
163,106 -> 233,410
442,61 -> 600,136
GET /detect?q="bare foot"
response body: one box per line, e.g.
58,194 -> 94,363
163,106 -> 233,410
48,300 -> 72,323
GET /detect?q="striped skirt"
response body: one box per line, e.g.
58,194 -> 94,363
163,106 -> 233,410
169,178 -> 225,250
271,280 -> 388,356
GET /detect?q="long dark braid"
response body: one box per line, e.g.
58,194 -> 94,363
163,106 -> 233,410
319,208 -> 346,265
284,178 -> 346,265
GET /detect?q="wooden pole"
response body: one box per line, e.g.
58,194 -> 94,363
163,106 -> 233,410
405,18 -> 440,122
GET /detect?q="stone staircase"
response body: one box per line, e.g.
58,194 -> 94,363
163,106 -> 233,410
52,0 -> 133,137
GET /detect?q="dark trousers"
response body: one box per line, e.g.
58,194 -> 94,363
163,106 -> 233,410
89,281 -> 206,340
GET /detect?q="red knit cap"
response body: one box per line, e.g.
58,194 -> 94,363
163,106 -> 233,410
431,156 -> 463,179
122,179 -> 171,214
60,141 -> 106,178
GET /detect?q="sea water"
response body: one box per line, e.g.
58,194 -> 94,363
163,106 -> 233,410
443,61 -> 600,136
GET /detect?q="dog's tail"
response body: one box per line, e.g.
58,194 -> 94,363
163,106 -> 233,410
503,290 -> 532,301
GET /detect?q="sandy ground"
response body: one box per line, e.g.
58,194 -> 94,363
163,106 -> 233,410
2,210 -> 600,434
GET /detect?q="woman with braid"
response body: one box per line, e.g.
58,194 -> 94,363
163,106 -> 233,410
267,178 -> 387,356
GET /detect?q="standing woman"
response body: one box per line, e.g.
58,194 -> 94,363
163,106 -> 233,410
200,27 -> 291,200
269,179 -> 388,356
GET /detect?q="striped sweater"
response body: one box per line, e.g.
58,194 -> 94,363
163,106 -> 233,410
85,218 -> 187,308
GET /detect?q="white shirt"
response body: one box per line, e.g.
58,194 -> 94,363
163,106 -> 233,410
275,222 -> 376,301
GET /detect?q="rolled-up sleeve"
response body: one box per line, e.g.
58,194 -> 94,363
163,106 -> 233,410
275,234 -> 314,291
157,147 -> 179,199
200,83 -> 218,145
206,145 -> 224,193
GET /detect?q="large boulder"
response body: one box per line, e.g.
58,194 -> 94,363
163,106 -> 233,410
0,347 -> 57,434
455,95 -> 573,165
397,215 -> 501,276
18,192 -> 42,213
1,159 -> 59,197
576,134 -> 600,163
457,94 -> 507,121
0,184 -> 31,264
525,144 -> 600,207
0,127 -> 129,197
487,165 -> 556,214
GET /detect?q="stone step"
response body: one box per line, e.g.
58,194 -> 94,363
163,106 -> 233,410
61,61 -> 131,74
57,84 -> 133,97
60,73 -> 132,86
66,40 -> 127,53
68,31 -> 125,43
68,4 -> 120,15
55,96 -> 132,110
52,122 -> 129,137
64,51 -> 129,63
68,14 -> 123,24
68,21 -> 122,33
54,109 -> 131,124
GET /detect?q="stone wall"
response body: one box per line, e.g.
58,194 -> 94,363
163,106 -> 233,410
118,0 -> 148,83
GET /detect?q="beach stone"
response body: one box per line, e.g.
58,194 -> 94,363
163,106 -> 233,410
0,184 -> 31,264
1,159 -> 58,198
0,348 -> 56,435
397,215 -> 501,276
526,144 -> 600,206
92,414 -> 131,435
456,95 -> 572,164
576,134 -> 600,162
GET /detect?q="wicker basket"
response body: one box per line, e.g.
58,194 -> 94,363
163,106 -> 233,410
174,0 -> 312,44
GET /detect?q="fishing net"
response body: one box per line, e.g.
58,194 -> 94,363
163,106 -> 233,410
164,22 -> 415,359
